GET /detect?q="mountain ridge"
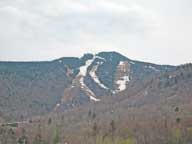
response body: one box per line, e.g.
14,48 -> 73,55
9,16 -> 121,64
0,51 -> 178,66
0,51 -> 178,120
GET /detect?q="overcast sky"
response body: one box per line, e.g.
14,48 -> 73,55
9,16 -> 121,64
0,0 -> 192,65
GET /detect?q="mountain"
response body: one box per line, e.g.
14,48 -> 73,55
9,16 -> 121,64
0,51 -> 176,120
56,52 -> 175,111
1,52 -> 192,144
46,63 -> 192,144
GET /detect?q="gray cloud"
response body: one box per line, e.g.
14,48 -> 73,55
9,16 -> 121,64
0,0 -> 192,64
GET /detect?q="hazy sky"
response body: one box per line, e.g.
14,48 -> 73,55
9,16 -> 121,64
0,0 -> 192,65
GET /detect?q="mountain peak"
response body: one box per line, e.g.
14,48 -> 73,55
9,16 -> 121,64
81,53 -> 94,62
97,51 -> 129,60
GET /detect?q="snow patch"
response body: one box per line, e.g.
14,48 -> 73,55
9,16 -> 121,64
119,61 -> 125,65
79,77 -> 100,102
95,56 -> 106,61
116,76 -> 130,91
130,61 -> 135,65
112,90 -> 117,95
79,58 -> 95,76
96,61 -> 103,65
148,66 -> 159,72
89,64 -> 109,89
78,55 -> 108,90
90,95 -> 101,102
115,61 -> 130,92
54,103 -> 61,111
145,65 -> 160,72
56,103 -> 60,107
58,60 -> 62,63
116,80 -> 126,91
78,57 -> 101,102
